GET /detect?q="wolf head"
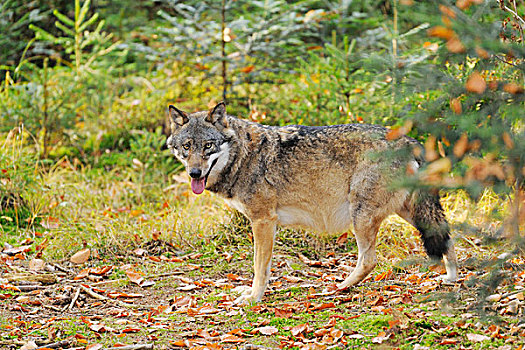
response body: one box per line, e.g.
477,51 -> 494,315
166,102 -> 233,195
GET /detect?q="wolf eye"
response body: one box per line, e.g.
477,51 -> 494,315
204,142 -> 213,150
182,143 -> 191,150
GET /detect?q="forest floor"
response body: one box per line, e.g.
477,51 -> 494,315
1,164 -> 524,350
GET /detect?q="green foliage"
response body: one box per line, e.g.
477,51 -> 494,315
0,128 -> 40,231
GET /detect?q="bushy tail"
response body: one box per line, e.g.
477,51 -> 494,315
411,191 -> 450,259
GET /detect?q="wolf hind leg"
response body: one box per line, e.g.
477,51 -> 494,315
337,212 -> 383,290
397,192 -> 458,283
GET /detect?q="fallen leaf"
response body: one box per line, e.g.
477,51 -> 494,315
86,345 -> 103,350
20,341 -> 38,350
256,326 -> 279,336
126,269 -> 144,285
336,232 -> 348,245
220,334 -> 245,343
291,323 -> 308,337
29,258 -> 45,271
372,331 -> 389,344
3,245 -> 32,255
467,333 -> 490,342
71,248 -> 90,264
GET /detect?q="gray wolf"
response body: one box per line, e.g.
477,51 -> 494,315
166,101 -> 458,304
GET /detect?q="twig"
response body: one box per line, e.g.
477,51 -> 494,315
36,339 -> 71,349
502,3 -> 525,27
79,285 -> 155,309
80,284 -> 108,301
15,285 -> 48,292
103,344 -> 153,350
501,288 -> 525,299
43,304 -> 63,312
89,270 -> 184,287
68,287 -> 80,311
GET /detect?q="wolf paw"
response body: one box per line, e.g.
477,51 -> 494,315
435,274 -> 458,285
233,286 -> 263,305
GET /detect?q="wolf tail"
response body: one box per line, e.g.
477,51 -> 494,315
408,190 -> 451,259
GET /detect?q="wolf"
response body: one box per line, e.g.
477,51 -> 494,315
166,101 -> 458,304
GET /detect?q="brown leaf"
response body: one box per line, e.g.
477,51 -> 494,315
126,269 -> 144,285
439,5 -> 456,18
453,133 -> 469,158
438,141 -> 446,158
291,323 -> 308,337
456,0 -> 470,10
426,158 -> 452,176
336,232 -> 348,245
466,71 -> 486,94
467,333 -> 490,342
450,98 -> 462,114
475,46 -> 490,59
3,245 -> 32,255
86,345 -> 103,350
503,83 -> 524,94
28,259 -> 45,271
256,326 -> 279,336
121,328 -> 141,333
428,26 -> 455,40
502,132 -> 514,149
446,37 -> 465,53
312,302 -> 336,311
240,66 -> 255,73
424,136 -> 438,162
371,331 -> 389,344
220,334 -> 246,343
70,248 -> 90,264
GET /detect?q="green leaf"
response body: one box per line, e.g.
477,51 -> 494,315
53,9 -> 75,27
29,24 -> 58,42
78,13 -> 99,32
77,0 -> 91,27
55,21 -> 76,37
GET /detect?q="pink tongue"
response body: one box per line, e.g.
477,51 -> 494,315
190,178 -> 206,195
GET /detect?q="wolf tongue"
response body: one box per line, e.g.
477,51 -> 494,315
190,178 -> 206,195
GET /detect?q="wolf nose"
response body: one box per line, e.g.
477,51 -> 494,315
189,168 -> 202,179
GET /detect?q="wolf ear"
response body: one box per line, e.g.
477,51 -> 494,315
168,105 -> 189,130
206,101 -> 228,127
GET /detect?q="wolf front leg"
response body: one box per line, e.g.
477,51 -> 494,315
235,215 -> 277,304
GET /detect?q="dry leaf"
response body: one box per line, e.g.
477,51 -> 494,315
503,83 -> 524,94
467,333 -> 490,342
426,158 -> 452,176
428,26 -> 455,40
126,269 -> 144,285
466,71 -> 486,94
86,344 -> 103,350
256,326 -> 279,336
475,46 -> 489,59
291,323 -> 308,337
446,37 -> 465,53
71,248 -> 90,264
453,133 -> 469,158
28,258 -> 45,271
240,65 -> 255,73
502,132 -> 514,149
450,98 -> 462,114
424,136 -> 438,162
220,334 -> 245,343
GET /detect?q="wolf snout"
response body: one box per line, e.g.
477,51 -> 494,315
189,168 -> 203,179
